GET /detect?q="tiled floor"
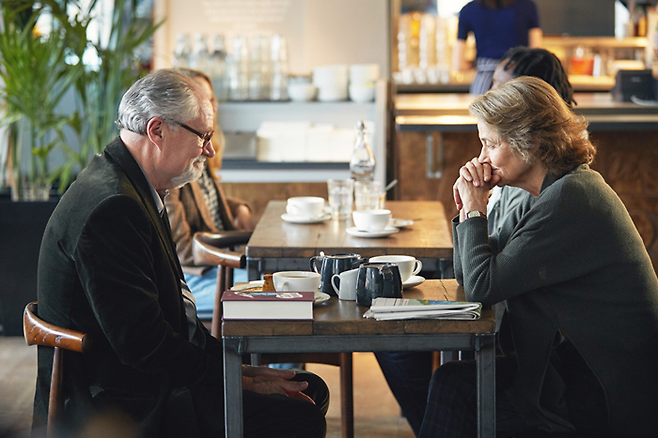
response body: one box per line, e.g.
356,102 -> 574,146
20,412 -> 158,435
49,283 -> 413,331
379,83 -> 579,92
0,336 -> 414,438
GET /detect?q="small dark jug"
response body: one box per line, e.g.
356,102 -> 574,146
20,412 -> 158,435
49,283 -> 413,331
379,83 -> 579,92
355,262 -> 403,307
310,253 -> 364,296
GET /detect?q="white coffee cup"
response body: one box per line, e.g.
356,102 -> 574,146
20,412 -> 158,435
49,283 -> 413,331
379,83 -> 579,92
352,209 -> 391,232
286,196 -> 325,218
331,268 -> 359,300
273,271 -> 321,292
368,255 -> 422,283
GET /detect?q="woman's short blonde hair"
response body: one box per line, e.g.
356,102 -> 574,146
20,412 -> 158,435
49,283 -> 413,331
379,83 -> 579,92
469,76 -> 595,175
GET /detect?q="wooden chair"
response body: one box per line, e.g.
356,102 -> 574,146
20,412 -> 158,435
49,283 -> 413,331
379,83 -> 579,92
192,231 -> 251,337
192,232 -> 355,438
23,302 -> 92,438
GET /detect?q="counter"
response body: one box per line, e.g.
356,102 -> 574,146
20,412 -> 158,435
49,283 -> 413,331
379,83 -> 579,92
395,93 -> 658,131
391,92 -> 658,272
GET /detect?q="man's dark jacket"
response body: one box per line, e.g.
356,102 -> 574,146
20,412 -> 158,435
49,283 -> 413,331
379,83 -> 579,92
35,137 -> 225,437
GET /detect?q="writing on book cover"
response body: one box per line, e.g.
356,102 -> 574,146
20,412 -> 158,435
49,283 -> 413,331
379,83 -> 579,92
221,290 -> 315,320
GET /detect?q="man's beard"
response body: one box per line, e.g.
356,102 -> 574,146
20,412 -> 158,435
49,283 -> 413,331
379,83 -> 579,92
171,156 -> 206,189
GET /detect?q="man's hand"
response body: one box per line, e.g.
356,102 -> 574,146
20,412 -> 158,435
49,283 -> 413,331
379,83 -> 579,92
242,366 -> 315,404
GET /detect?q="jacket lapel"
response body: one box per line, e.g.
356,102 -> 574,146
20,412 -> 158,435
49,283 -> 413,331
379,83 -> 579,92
189,180 -> 219,232
104,138 -> 184,279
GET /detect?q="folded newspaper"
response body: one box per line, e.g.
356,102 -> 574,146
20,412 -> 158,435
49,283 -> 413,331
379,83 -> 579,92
364,298 -> 482,321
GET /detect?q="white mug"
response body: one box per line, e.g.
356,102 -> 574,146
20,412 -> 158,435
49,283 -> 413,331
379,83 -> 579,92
368,255 -> 422,283
331,268 -> 359,300
286,197 -> 325,218
273,271 -> 321,292
352,209 -> 391,231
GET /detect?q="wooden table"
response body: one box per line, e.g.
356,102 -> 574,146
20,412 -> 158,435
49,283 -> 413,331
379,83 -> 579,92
245,200 -> 454,280
222,279 -> 496,437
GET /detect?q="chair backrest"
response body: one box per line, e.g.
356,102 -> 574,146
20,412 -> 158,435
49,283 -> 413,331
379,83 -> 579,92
23,302 -> 91,438
192,231 -> 250,337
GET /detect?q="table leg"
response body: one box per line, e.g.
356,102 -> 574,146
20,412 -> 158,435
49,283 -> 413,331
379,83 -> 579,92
246,257 -> 260,281
224,337 -> 244,438
339,352 -> 354,438
475,333 -> 496,438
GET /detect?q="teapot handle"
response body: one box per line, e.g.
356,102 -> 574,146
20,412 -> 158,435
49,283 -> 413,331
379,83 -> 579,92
309,256 -> 322,273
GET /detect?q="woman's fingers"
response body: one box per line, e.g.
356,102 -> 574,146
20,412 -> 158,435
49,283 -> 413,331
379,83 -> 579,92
453,178 -> 464,211
460,158 -> 496,188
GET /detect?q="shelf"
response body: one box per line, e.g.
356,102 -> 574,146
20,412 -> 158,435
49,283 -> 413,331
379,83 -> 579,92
217,100 -> 378,132
543,36 -> 647,49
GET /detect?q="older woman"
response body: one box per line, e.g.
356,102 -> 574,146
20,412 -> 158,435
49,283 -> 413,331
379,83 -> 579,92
487,46 -> 575,236
419,76 -> 658,437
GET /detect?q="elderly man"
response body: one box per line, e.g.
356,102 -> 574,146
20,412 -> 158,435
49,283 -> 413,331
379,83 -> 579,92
35,69 -> 328,438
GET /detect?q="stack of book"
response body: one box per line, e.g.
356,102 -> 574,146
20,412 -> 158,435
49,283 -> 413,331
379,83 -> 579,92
221,290 -> 315,320
364,298 -> 482,321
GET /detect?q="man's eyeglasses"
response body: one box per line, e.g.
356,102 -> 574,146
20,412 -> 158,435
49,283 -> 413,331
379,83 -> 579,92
171,121 -> 213,147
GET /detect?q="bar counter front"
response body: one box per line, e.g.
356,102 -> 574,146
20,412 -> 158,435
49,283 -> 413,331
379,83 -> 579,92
393,92 -> 658,272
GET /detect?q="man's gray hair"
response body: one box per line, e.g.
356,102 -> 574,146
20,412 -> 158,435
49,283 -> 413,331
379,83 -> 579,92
116,69 -> 203,135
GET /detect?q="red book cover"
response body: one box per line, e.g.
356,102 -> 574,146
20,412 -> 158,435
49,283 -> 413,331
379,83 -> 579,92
221,291 -> 315,320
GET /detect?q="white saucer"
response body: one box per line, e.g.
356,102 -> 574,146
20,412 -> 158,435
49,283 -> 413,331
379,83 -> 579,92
403,275 -> 425,289
314,291 -> 331,305
281,212 -> 332,224
390,218 -> 414,228
229,280 -> 265,291
346,226 -> 399,238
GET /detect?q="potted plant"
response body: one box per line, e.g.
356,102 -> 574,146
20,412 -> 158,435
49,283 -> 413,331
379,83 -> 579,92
47,0 -> 160,190
0,4 -> 84,200
0,0 -> 160,335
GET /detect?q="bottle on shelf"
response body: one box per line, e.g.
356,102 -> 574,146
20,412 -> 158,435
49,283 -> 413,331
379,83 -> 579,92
189,33 -> 210,73
349,120 -> 375,182
249,35 -> 270,100
209,34 -> 229,102
228,35 -> 249,101
173,33 -> 192,68
270,34 -> 289,101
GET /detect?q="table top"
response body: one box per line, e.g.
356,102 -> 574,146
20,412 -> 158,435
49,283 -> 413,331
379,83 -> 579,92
222,279 -> 495,337
245,200 -> 453,260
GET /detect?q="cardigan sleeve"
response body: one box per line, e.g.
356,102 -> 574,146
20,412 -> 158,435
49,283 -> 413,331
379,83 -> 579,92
455,170 -> 645,306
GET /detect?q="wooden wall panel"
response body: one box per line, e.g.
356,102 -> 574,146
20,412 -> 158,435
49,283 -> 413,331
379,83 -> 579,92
221,182 -> 328,223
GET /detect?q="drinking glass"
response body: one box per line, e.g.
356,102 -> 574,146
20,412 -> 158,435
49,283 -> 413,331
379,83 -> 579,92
327,179 -> 354,220
354,180 -> 382,211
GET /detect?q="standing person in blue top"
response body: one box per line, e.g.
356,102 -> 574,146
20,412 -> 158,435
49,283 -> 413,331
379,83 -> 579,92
453,0 -> 542,95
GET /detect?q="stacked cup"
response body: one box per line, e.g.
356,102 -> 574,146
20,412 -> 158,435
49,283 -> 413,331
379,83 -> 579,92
313,65 -> 349,102
349,64 -> 379,103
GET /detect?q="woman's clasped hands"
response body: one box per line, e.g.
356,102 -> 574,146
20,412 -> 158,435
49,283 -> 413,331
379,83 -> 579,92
453,157 -> 501,222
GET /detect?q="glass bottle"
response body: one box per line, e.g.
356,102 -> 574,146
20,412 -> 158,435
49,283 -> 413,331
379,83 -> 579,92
270,34 -> 288,101
209,34 -> 228,102
228,35 -> 249,101
189,33 -> 210,73
349,120 -> 375,182
173,33 -> 191,68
